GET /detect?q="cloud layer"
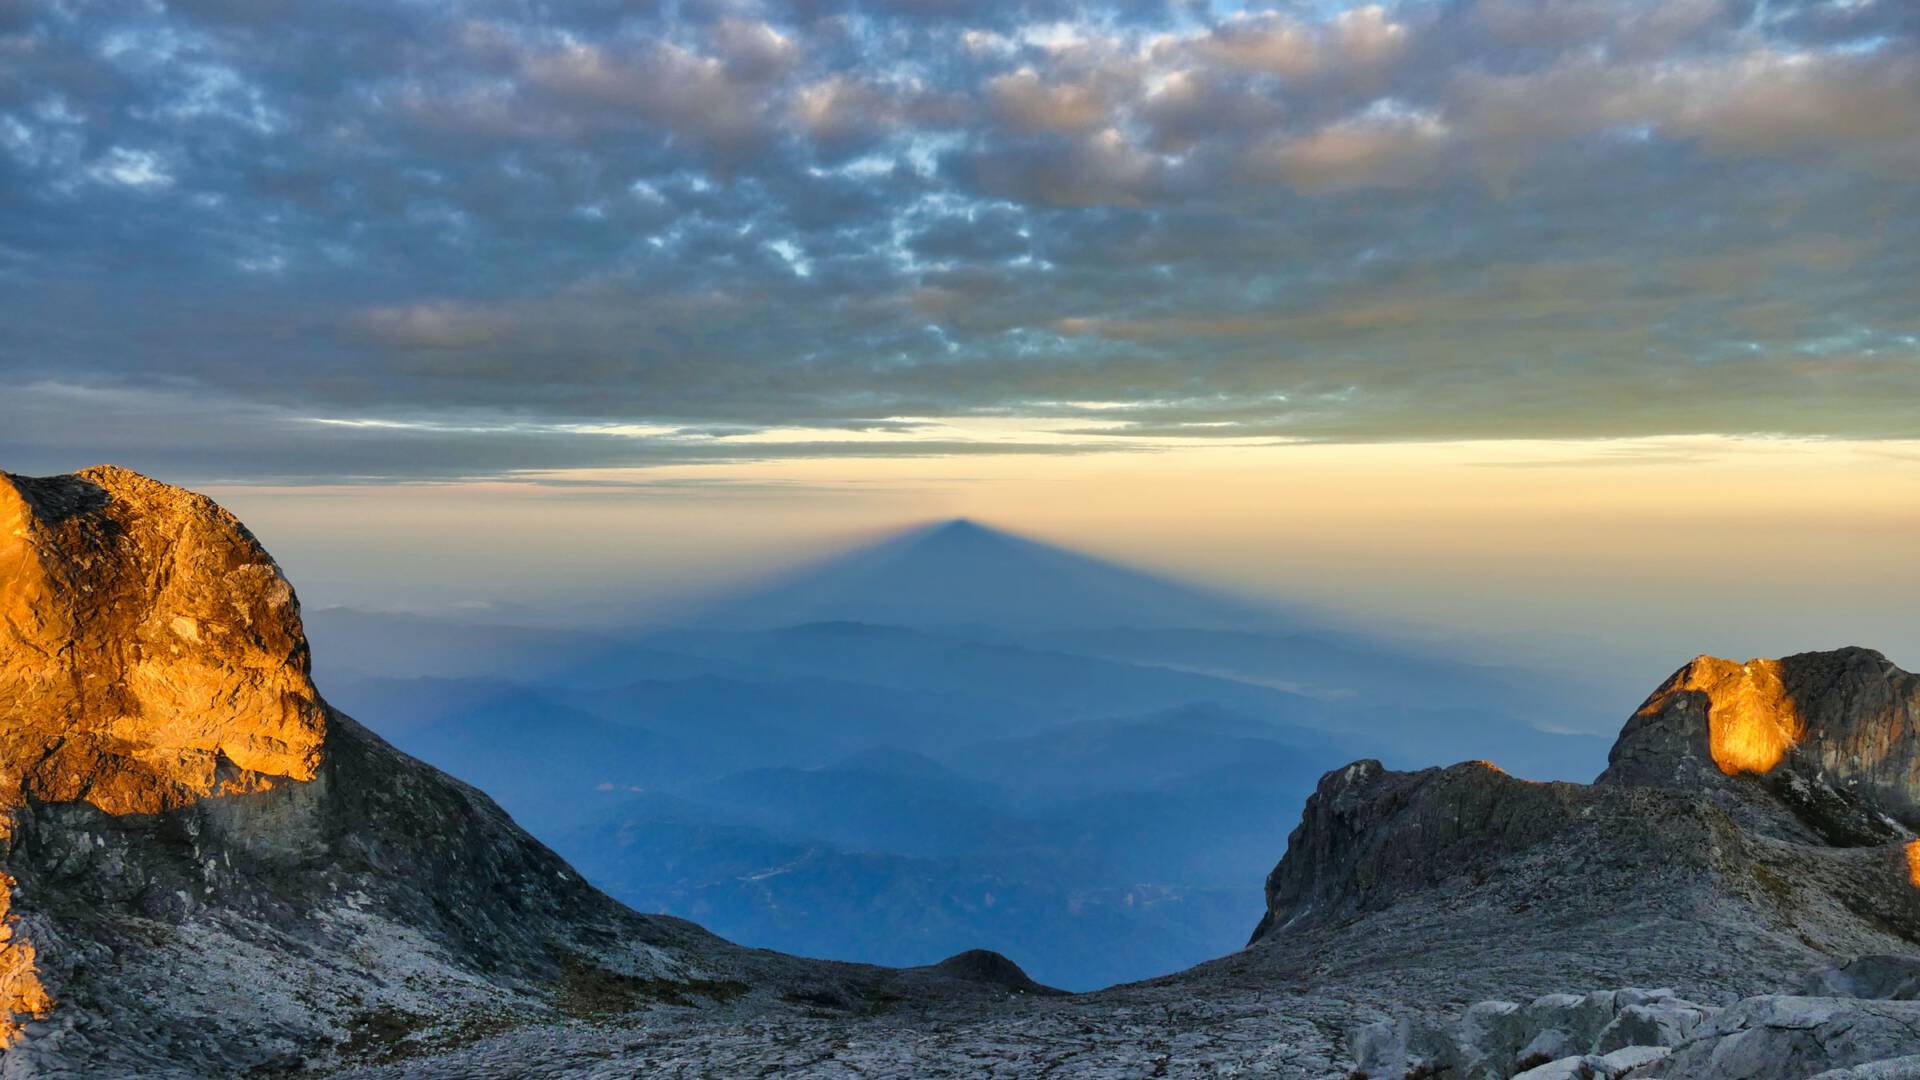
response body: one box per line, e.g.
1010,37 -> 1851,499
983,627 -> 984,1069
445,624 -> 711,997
2,0 -> 1916,480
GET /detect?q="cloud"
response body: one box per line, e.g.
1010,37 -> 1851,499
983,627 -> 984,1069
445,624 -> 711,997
1451,46 -> 1920,165
0,0 -> 1916,482
1189,4 -> 1408,82
986,68 -> 1112,134
1250,102 -> 1448,193
352,302 -> 511,351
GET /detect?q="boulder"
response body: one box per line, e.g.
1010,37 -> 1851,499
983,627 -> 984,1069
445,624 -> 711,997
1801,956 -> 1920,1001
1658,996 -> 1920,1080
1513,1045 -> 1671,1080
1596,999 -> 1715,1052
1807,1056 -> 1920,1079
1358,989 -> 1712,1079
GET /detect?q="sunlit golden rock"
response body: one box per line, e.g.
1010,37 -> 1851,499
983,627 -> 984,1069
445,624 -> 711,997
1602,647 -> 1920,857
1908,840 -> 1920,889
0,465 -> 328,1043
0,465 -> 326,813
1637,657 -> 1804,776
0,872 -> 50,1047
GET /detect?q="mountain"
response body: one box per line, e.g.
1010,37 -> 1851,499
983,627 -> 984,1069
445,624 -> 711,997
692,518 -> 1296,633
294,526 -> 1608,991
9,466 -> 1920,1079
673,520 -> 1618,777
939,703 -> 1350,804
358,647 -> 1920,1078
1238,646 -> 1920,1077
647,620 -> 1337,730
0,467 -> 1045,1076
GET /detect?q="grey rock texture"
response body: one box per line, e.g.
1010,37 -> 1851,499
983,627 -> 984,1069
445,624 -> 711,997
1353,989 -> 1712,1080
1512,1045 -> 1671,1080
1368,987 -> 1920,1080
1810,1056 -> 1920,1079
1659,996 -> 1920,1079
1802,955 -> 1920,1000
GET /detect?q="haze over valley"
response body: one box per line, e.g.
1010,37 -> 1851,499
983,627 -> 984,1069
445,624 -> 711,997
305,518 -> 1614,989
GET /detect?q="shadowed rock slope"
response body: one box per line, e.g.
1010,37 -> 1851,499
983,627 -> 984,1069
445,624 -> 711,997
1231,647 -> 1920,1078
0,468 -> 1046,1078
1251,648 -> 1920,969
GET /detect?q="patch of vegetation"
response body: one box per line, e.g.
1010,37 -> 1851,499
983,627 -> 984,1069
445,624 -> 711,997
781,987 -> 855,1013
1751,863 -> 1796,908
339,1006 -> 430,1064
557,959 -> 748,1018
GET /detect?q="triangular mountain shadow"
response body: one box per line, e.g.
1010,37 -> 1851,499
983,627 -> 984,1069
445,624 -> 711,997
689,519 -> 1302,633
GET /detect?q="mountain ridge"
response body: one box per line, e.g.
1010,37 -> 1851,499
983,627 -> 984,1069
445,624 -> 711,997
5,466 -> 1920,1078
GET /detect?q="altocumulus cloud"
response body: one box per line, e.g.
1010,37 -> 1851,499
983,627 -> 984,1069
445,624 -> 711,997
0,0 -> 1917,481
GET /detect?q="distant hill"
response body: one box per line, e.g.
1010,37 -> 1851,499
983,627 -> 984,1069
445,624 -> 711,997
305,520 -> 1614,990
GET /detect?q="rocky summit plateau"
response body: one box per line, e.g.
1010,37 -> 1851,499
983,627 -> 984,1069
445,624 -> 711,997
2,466 -> 1918,1079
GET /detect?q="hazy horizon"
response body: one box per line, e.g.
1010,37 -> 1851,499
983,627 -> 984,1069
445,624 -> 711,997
116,432 -> 1908,725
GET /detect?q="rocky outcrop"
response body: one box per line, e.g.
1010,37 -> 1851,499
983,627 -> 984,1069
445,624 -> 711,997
1351,987 -> 1709,1079
1366,983 -> 1920,1080
1256,647 -> 1920,948
0,465 -> 329,1048
1803,955 -> 1920,1001
1252,759 -> 1586,941
0,466 -> 326,817
1601,650 -> 1920,844
1659,995 -> 1920,1079
1250,647 -> 1920,1079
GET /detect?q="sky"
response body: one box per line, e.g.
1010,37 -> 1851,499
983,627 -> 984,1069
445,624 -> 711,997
3,0 -> 1918,695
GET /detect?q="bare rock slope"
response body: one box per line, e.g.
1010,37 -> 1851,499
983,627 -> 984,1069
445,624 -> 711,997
0,468 -> 1041,1078
315,676 -> 1920,1076
1238,647 -> 1920,1079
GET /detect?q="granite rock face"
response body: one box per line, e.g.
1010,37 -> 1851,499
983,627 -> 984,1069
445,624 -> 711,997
1601,650 -> 1920,844
1385,986 -> 1920,1080
1252,646 -> 1920,1079
0,465 -> 324,1049
0,466 -> 326,816
1803,955 -> 1920,1001
1255,647 -> 1920,953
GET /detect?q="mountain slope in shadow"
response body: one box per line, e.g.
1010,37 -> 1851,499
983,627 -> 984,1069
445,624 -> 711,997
692,519 -> 1297,633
